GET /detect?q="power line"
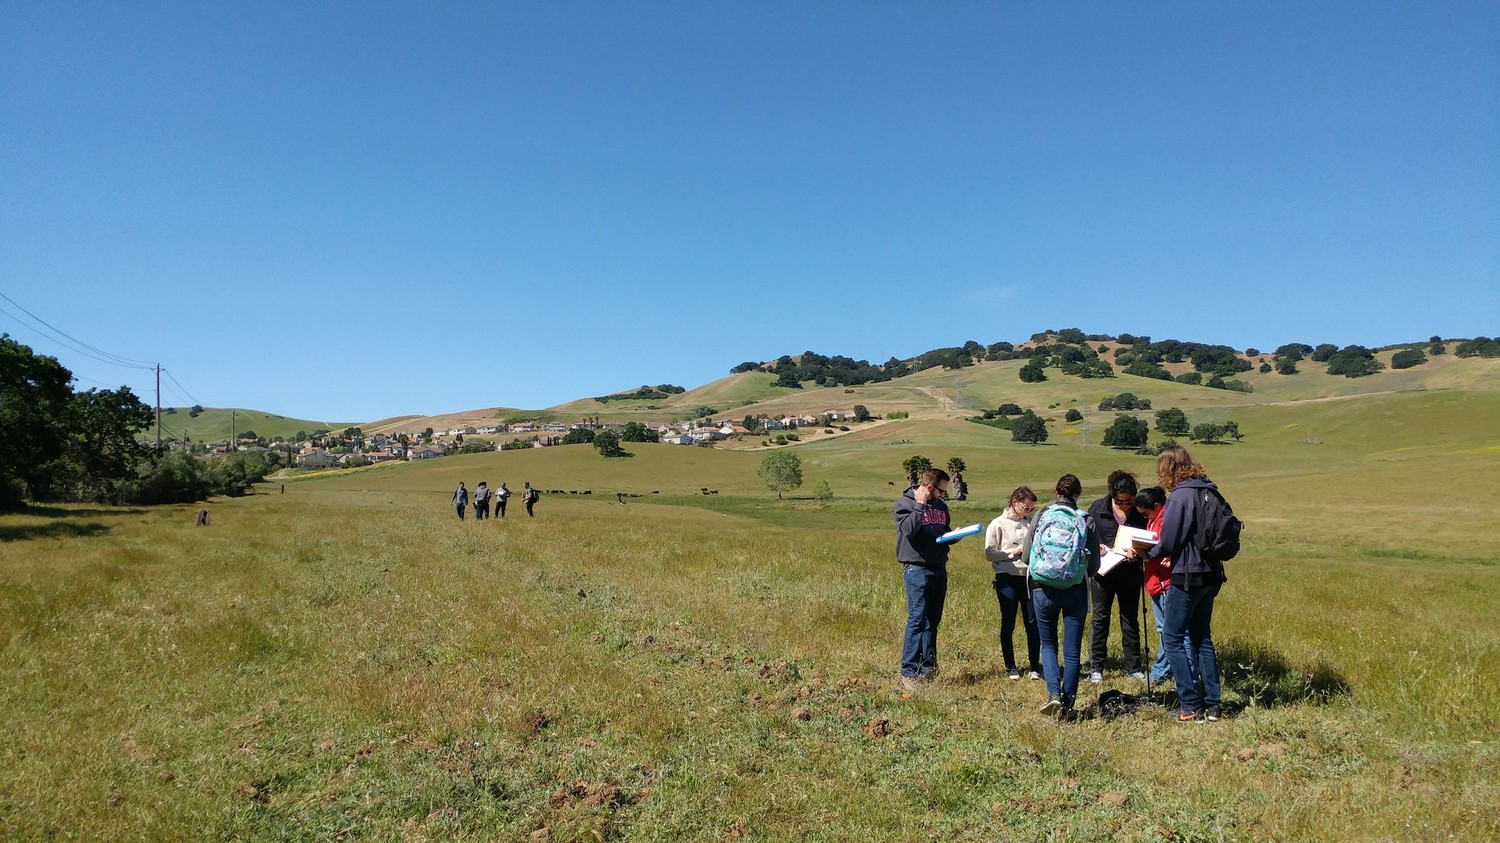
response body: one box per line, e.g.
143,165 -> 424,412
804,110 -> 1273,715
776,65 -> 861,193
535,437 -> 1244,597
162,369 -> 202,407
0,291 -> 156,370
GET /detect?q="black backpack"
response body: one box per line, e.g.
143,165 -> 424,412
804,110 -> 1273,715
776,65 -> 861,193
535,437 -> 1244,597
1193,487 -> 1243,563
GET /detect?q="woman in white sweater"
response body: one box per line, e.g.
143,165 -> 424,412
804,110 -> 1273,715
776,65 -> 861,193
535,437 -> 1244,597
984,486 -> 1041,679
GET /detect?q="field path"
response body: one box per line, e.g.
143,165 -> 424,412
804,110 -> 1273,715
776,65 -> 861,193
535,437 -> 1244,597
917,386 -> 961,416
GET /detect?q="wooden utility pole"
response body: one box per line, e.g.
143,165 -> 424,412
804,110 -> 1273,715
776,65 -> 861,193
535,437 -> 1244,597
155,364 -> 162,449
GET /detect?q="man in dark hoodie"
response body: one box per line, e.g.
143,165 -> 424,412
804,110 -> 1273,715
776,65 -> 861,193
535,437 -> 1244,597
895,467 -> 954,690
1144,445 -> 1225,722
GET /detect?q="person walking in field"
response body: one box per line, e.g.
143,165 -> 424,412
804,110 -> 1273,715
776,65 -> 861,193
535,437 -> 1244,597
1085,470 -> 1149,683
895,468 -> 957,690
474,481 -> 490,520
523,482 -> 539,517
984,486 -> 1041,681
495,482 -> 510,518
452,481 -> 469,521
1144,445 -> 1227,722
1025,474 -> 1099,720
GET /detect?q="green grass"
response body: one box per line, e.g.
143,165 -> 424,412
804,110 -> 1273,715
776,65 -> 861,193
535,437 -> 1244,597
5,361 -> 1499,840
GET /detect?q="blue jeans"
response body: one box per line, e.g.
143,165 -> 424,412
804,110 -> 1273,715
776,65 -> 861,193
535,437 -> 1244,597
901,564 -> 947,678
993,573 -> 1041,672
1032,583 -> 1088,708
1163,581 -> 1222,712
1149,591 -> 1197,684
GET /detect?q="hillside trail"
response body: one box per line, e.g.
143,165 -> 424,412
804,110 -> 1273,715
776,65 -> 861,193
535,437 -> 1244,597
916,387 -> 962,416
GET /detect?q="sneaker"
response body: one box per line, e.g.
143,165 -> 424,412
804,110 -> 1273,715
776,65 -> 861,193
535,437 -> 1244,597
1007,669 -> 1022,681
1204,706 -> 1221,722
1089,671 -> 1104,684
1126,671 -> 1147,681
1177,709 -> 1199,722
899,675 -> 921,692
1040,698 -> 1062,716
1027,670 -> 1041,681
927,665 -> 940,680
1058,706 -> 1079,723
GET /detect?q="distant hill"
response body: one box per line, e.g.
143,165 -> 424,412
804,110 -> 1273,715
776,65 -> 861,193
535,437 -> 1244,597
153,407 -> 360,444
189,333 -> 1499,438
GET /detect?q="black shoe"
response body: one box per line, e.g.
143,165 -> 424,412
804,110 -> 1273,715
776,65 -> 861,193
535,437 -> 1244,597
1204,705 -> 1221,722
1039,698 -> 1061,716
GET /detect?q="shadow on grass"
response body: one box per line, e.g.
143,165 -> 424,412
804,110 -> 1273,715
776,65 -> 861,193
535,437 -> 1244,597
0,520 -> 113,542
0,505 -> 147,542
1217,637 -> 1350,707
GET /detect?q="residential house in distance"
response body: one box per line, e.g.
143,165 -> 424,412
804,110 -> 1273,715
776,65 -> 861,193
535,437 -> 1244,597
541,422 -> 567,433
408,445 -> 444,460
296,450 -> 338,469
662,433 -> 695,446
477,425 -> 502,435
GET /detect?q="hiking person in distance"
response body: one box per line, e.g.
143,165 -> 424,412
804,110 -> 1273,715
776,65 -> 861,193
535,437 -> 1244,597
523,482 -> 539,517
452,481 -> 468,521
474,481 -> 491,520
495,482 -> 510,518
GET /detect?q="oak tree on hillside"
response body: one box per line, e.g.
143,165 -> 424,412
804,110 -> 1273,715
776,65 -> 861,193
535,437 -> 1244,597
1011,410 -> 1049,444
1101,414 -> 1148,449
1154,407 -> 1190,436
1019,360 -> 1047,383
758,450 -> 803,499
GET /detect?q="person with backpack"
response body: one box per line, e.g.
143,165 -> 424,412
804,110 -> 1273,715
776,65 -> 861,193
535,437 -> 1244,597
523,482 -> 539,517
1135,486 -> 1194,687
1145,445 -> 1237,722
1085,470 -> 1149,683
474,481 -> 491,520
984,486 -> 1041,681
495,482 -> 510,518
894,468 -> 957,690
452,481 -> 469,521
1024,474 -> 1099,719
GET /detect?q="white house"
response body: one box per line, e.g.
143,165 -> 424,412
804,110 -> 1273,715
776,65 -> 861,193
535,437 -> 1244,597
662,434 -> 695,445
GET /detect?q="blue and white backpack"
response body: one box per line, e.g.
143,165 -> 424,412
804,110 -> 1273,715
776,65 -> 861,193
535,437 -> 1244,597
1027,502 -> 1090,587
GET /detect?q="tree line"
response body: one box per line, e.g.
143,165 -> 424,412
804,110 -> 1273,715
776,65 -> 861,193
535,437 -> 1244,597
1,335 -> 273,509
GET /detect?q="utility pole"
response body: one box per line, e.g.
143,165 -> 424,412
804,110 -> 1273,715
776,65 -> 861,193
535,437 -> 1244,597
230,409 -> 237,452
153,364 -> 161,450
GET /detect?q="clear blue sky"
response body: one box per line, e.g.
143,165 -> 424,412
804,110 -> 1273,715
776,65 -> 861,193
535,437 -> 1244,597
3,2 -> 1496,422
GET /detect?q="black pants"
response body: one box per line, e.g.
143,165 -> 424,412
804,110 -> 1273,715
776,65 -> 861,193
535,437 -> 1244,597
525,496 -> 535,517
496,498 -> 507,517
1088,566 -> 1142,672
992,573 -> 1040,672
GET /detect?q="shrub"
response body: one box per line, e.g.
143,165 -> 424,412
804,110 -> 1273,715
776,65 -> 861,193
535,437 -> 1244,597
1065,408 -> 1083,422
1390,348 -> 1428,370
1101,414 -> 1149,449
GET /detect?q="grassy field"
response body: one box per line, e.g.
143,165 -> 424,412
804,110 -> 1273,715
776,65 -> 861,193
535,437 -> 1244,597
4,368 -> 1499,839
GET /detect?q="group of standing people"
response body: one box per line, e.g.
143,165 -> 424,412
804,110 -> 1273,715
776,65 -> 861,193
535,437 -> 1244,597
895,445 -> 1227,723
451,480 -> 539,520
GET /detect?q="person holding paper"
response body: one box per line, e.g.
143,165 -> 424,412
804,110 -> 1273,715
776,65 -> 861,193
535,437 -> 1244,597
894,468 -> 953,690
1085,470 -> 1148,683
1136,486 -> 1194,686
984,486 -> 1041,680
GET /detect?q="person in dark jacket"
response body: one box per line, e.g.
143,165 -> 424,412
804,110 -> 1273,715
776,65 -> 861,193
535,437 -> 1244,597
1085,470 -> 1148,682
895,468 -> 959,690
1145,445 -> 1225,722
452,482 -> 468,521
1024,474 -> 1099,719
